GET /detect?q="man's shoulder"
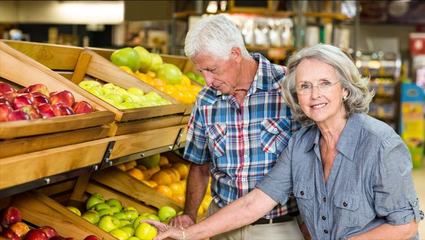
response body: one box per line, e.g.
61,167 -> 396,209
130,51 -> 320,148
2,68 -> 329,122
195,87 -> 219,106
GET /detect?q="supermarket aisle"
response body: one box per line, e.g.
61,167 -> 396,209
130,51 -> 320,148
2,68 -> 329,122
412,166 -> 425,237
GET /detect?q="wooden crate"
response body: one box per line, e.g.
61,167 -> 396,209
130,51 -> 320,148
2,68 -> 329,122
0,137 -> 112,190
92,168 -> 182,211
10,180 -> 157,240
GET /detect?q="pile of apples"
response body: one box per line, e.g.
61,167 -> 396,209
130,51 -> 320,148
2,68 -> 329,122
78,80 -> 171,110
0,206 -> 99,240
67,193 -> 177,240
0,82 -> 94,122
110,45 -> 202,104
117,154 -> 212,217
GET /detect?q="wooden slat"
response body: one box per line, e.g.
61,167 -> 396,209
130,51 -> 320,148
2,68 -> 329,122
37,180 -> 76,197
93,168 -> 182,211
3,40 -> 83,71
0,112 -> 113,139
0,138 -> 111,190
86,182 -> 156,214
70,51 -> 92,84
0,126 -> 109,158
12,191 -> 113,239
113,115 -> 183,136
110,125 -> 183,159
67,173 -> 91,206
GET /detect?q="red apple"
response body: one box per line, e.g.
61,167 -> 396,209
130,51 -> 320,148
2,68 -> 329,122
3,92 -> 18,102
2,228 -> 20,240
27,84 -> 49,96
37,104 -> 55,119
83,235 -> 100,240
20,106 -> 41,120
1,207 -> 22,227
12,95 -> 33,110
0,103 -> 12,122
0,97 -> 11,106
32,94 -> 50,106
17,87 -> 29,94
0,83 -> 16,95
39,226 -> 57,239
24,229 -> 48,240
7,110 -> 30,121
72,101 -> 94,114
52,104 -> 74,116
50,91 -> 75,107
10,222 -> 30,237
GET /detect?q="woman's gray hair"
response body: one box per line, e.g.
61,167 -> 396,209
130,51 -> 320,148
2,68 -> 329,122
184,14 -> 250,59
282,44 -> 373,124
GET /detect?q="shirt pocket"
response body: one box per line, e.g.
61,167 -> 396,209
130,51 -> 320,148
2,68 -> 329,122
260,118 -> 291,155
334,193 -> 364,227
293,181 -> 314,220
207,123 -> 227,159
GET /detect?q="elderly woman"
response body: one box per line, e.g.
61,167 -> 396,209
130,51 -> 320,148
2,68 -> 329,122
147,44 -> 422,240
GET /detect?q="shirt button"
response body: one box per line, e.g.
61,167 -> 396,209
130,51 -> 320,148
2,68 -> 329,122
324,230 -> 329,234
300,191 -> 304,196
322,216 -> 326,220
323,197 -> 326,202
343,201 -> 348,207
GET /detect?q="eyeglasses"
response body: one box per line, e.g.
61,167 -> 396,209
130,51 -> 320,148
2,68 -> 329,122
296,81 -> 340,95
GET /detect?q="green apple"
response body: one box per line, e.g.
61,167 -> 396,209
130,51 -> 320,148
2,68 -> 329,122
93,203 -> 111,211
106,199 -> 122,209
113,212 -> 129,220
111,47 -> 141,72
139,154 -> 160,169
82,210 -> 100,224
110,228 -> 130,240
79,80 -> 102,90
158,206 -> 177,223
127,87 -> 144,97
135,223 -> 157,240
87,86 -> 103,97
66,206 -> 81,216
128,237 -> 141,240
98,208 -> 115,218
185,71 -> 196,81
150,54 -> 163,72
110,206 -> 122,214
134,46 -> 153,73
120,226 -> 135,237
98,215 -> 121,232
118,220 -> 131,228
124,210 -> 139,221
86,193 -> 105,210
132,214 -> 159,229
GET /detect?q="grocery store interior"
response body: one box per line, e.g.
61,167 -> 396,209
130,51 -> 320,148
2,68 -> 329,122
0,0 -> 424,239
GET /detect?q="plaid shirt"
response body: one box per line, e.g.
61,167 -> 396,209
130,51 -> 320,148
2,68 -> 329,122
183,53 -> 300,219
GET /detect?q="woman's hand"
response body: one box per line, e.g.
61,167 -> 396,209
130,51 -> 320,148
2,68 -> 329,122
144,220 -> 186,240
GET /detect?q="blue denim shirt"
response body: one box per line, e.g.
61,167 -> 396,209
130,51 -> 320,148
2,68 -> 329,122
257,113 -> 422,239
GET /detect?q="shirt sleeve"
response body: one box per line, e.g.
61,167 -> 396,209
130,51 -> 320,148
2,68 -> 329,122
183,105 -> 211,165
372,135 -> 422,225
256,135 -> 294,205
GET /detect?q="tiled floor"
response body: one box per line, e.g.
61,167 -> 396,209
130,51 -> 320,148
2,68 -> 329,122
412,166 -> 425,237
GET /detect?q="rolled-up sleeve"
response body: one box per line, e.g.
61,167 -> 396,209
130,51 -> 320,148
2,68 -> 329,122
373,135 -> 422,225
256,137 -> 293,205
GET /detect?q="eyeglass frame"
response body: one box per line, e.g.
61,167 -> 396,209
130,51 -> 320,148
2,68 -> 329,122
295,80 -> 341,95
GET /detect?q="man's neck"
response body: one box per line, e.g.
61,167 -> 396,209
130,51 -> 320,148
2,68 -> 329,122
234,57 -> 258,92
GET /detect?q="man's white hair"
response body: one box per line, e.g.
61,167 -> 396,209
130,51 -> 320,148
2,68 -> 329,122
184,14 -> 250,59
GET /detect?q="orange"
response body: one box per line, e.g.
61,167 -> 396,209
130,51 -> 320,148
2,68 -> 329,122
119,66 -> 134,75
151,171 -> 173,185
124,160 -> 137,170
127,168 -> 145,181
142,166 -> 160,180
115,164 -> 127,171
159,156 -> 169,167
173,163 -> 189,180
155,185 -> 173,198
165,168 -> 181,182
168,182 -> 184,196
152,78 -> 165,87
146,71 -> 156,78
172,194 -> 185,205
181,75 -> 192,86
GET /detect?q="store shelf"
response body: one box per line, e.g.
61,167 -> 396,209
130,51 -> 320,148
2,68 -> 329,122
303,12 -> 350,21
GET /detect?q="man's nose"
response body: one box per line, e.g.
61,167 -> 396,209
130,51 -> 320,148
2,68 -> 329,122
203,72 -> 214,87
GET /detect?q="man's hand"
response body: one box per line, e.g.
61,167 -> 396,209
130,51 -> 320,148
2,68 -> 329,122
170,214 -> 195,229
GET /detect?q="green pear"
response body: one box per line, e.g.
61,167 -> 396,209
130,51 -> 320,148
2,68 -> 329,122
86,193 -> 105,210
110,228 -> 130,240
134,46 -> 152,73
66,206 -> 81,216
135,223 -> 157,240
158,206 -> 177,223
82,210 -> 100,224
98,215 -> 121,232
120,226 -> 135,237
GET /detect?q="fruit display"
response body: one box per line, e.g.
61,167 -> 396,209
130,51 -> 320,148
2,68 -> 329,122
0,206 -> 99,240
116,153 -> 212,217
78,80 -> 171,110
110,46 -> 202,104
0,82 -> 94,122
184,71 -> 206,86
66,193 -> 179,240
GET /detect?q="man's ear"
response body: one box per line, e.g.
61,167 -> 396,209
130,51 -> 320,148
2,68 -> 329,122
230,47 -> 242,62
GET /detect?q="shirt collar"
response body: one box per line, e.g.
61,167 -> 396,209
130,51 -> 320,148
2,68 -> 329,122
304,113 -> 363,162
251,53 -> 283,92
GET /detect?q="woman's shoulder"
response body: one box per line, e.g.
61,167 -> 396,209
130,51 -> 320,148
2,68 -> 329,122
351,113 -> 400,144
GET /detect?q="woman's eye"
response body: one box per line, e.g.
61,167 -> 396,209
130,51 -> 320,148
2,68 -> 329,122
320,81 -> 332,87
300,84 -> 311,89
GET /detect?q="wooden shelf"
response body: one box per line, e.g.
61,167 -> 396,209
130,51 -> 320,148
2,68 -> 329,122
303,12 -> 350,21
